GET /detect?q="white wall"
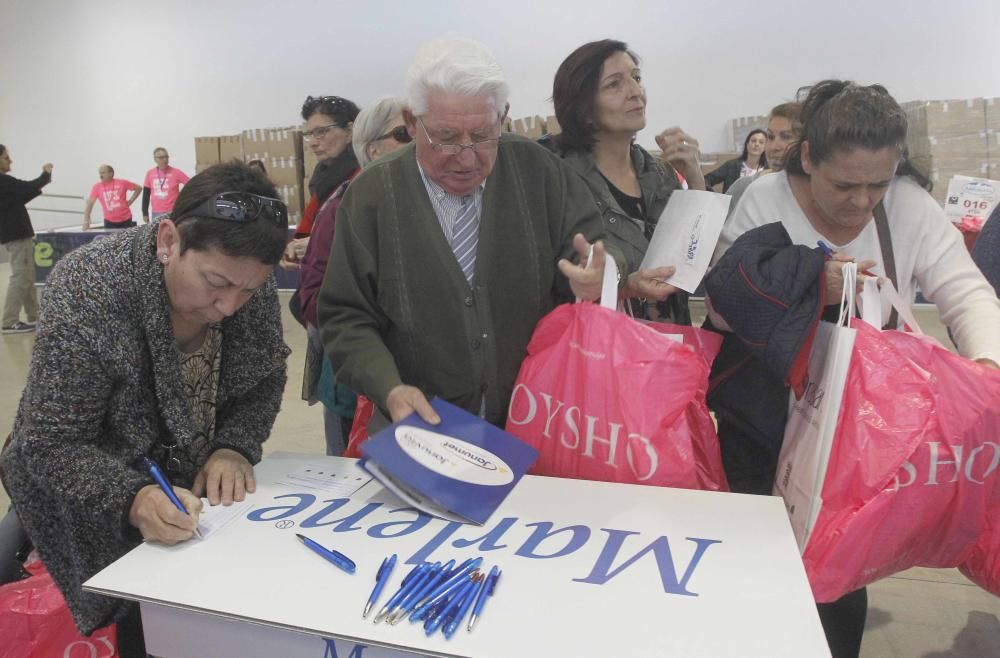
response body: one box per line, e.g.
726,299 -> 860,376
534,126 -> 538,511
3,0 -> 999,229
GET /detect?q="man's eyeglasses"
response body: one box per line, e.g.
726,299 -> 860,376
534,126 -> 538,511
417,118 -> 501,155
372,125 -> 412,145
302,124 -> 342,141
175,192 -> 289,228
155,154 -> 169,160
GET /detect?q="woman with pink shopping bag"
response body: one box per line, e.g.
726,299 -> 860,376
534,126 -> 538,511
705,81 -> 1000,658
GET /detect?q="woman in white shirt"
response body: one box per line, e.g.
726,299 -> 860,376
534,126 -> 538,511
707,79 -> 1000,658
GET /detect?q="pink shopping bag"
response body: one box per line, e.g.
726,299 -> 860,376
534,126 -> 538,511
506,300 -> 727,491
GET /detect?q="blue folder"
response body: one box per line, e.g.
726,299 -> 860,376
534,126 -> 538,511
359,398 -> 539,525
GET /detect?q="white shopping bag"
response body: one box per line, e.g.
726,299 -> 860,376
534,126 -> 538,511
773,264 -> 858,551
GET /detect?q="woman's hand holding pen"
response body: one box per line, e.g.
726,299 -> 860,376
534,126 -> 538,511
192,448 -> 256,506
824,252 -> 877,301
129,485 -> 203,544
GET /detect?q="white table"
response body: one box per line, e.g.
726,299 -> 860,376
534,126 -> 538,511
85,452 -> 829,657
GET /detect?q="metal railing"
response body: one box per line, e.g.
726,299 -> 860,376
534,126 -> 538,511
29,192 -> 85,215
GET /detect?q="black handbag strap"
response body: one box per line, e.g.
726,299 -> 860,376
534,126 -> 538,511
873,201 -> 899,330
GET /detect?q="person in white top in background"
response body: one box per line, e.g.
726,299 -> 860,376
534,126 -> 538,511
726,101 -> 803,207
715,80 -> 999,370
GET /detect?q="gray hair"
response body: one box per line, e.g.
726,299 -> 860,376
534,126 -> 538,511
352,96 -> 408,167
406,36 -> 509,117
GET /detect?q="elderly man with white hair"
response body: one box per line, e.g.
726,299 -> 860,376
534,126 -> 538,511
319,37 -> 634,429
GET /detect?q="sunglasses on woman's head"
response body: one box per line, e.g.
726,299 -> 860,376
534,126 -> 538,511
175,192 -> 289,228
372,125 -> 412,144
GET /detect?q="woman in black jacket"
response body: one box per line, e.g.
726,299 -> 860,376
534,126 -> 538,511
705,129 -> 767,192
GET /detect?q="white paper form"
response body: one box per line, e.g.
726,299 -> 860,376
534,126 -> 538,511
197,499 -> 254,539
639,189 -> 732,293
275,462 -> 373,497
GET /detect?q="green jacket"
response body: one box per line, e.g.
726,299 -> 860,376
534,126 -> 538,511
318,134 -> 623,425
541,138 -> 691,324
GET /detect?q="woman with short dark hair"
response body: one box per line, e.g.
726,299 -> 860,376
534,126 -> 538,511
542,38 -> 704,323
0,161 -> 291,656
707,80 -> 1000,658
298,97 -> 412,455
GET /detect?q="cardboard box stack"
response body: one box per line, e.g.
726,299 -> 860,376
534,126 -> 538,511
510,116 -> 546,139
504,115 -> 559,138
219,135 -> 244,163
904,98 -> 989,203
195,128 -> 305,225
729,115 -> 768,152
303,145 -> 318,189
986,97 -> 1000,181
194,137 -> 220,174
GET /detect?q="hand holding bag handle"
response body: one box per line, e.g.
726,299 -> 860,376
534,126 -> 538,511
575,243 -> 620,311
859,276 -> 925,336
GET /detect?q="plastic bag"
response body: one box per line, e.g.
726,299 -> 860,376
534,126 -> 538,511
0,557 -> 117,658
344,395 -> 375,458
505,301 -> 727,491
785,272 -> 1000,601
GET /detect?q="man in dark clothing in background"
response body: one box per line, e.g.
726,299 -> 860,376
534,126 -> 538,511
0,144 -> 52,334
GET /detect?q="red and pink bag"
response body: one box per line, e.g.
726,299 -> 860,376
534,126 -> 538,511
777,268 -> 1000,600
0,554 -> 117,658
505,290 -> 727,491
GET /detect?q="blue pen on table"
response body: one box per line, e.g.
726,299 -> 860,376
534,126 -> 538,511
444,573 -> 485,639
387,561 -> 442,625
296,534 -> 356,574
467,566 -> 501,632
374,562 -> 430,624
389,558 -> 455,624
409,556 -> 483,622
447,557 -> 475,577
410,569 -> 478,623
422,586 -> 459,632
142,457 -> 202,540
362,554 -> 397,618
425,573 -> 480,636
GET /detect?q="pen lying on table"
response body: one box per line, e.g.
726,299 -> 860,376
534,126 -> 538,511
296,534 -> 356,574
361,554 -> 501,638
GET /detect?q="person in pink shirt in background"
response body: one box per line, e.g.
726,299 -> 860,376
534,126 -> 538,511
142,147 -> 189,222
83,164 -> 141,230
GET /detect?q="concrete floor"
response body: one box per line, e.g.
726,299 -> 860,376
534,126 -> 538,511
1,276 -> 997,657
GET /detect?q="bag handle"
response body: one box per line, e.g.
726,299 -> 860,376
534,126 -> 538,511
860,276 -> 925,335
575,243 -> 620,310
837,262 -> 857,327
873,202 -> 900,329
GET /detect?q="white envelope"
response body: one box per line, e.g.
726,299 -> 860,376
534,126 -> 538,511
639,189 -> 732,294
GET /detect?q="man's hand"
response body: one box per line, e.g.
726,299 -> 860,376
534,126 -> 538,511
623,266 -> 677,301
654,128 -> 705,190
129,484 -> 202,544
42,163 -> 54,174
192,448 -> 255,506
279,237 -> 309,270
824,253 -> 877,302
386,385 -> 440,424
558,233 -> 607,302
